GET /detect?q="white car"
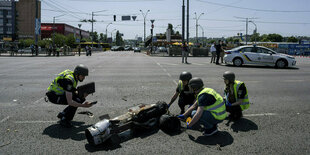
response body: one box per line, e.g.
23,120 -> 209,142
224,45 -> 296,68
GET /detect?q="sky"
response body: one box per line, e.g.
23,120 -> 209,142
41,0 -> 310,39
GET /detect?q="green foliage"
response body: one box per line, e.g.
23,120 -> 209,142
250,33 -> 260,42
20,39 -> 35,47
115,31 -> 124,46
54,33 -> 67,47
287,36 -> 298,42
38,40 -> 51,48
99,33 -> 105,42
66,34 -> 76,48
267,33 -> 283,42
168,23 -> 175,35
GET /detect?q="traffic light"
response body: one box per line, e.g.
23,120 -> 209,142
113,15 -> 116,21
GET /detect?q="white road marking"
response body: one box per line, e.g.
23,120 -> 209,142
284,80 -> 304,82
0,116 -> 10,123
191,63 -> 205,66
14,120 -> 57,124
244,113 -> 277,117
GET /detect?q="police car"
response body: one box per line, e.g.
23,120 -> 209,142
224,45 -> 296,68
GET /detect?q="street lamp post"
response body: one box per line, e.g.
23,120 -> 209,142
198,25 -> 204,46
53,14 -> 65,56
105,22 -> 112,42
111,29 -> 117,43
194,12 -> 204,45
249,21 -> 257,43
139,10 -> 150,44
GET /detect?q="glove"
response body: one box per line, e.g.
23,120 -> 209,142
186,122 -> 191,129
226,101 -> 232,107
177,114 -> 185,119
188,104 -> 192,108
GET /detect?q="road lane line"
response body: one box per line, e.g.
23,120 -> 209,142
244,113 -> 277,117
14,120 -> 57,124
284,80 -> 305,82
0,116 -> 9,123
155,61 -> 177,85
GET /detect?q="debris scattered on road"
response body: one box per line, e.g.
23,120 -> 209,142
78,111 -> 94,118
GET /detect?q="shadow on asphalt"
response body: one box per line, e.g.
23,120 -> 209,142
188,131 -> 233,147
85,128 -> 163,152
42,121 -> 91,141
224,64 -> 299,70
226,118 -> 258,133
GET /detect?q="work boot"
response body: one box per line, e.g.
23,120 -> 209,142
203,125 -> 218,136
60,119 -> 73,128
57,112 -> 65,119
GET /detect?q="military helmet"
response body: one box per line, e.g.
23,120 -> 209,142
179,71 -> 192,81
189,77 -> 204,90
223,71 -> 235,82
74,64 -> 89,76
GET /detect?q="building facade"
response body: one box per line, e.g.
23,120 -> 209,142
0,0 -> 16,41
41,23 -> 90,40
16,0 -> 41,40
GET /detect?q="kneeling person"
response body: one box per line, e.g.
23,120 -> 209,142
223,71 -> 250,121
180,77 -> 227,136
46,64 -> 93,127
168,72 -> 196,114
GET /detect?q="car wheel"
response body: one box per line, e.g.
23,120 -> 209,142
233,58 -> 243,67
276,59 -> 287,68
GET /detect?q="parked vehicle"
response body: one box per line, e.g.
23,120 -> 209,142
224,45 -> 296,68
155,47 -> 167,53
124,45 -> 133,51
111,46 -> 124,51
133,47 -> 141,53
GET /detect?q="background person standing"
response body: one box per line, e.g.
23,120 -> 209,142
182,43 -> 189,64
215,40 -> 223,65
210,42 -> 216,63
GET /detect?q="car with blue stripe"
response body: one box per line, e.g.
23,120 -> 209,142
224,45 -> 296,68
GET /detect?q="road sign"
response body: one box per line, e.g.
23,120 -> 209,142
35,18 -> 41,35
122,16 -> 131,21
132,16 -> 137,21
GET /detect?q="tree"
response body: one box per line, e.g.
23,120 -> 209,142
115,31 -> 124,46
168,23 -> 175,35
90,31 -> 99,42
287,36 -> 298,42
250,33 -> 260,42
260,34 -> 270,42
99,33 -> 105,42
54,33 -> 66,47
66,34 -> 76,48
267,33 -> 283,42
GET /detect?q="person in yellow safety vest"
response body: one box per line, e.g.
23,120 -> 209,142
168,72 -> 196,114
178,77 -> 227,136
46,64 -> 94,128
223,71 -> 249,121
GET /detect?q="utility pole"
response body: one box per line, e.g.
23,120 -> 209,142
249,20 -> 257,43
194,12 -> 204,45
234,16 -> 257,45
105,22 -> 112,42
182,0 -> 185,45
150,19 -> 155,54
78,24 -> 82,56
186,0 -> 189,44
140,10 -> 150,44
35,0 -> 39,56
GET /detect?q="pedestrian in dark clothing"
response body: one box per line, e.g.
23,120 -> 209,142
215,40 -> 222,65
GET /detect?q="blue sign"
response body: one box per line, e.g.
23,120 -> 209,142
35,18 -> 41,35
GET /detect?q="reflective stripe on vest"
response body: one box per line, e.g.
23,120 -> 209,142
197,88 -> 227,120
178,80 -> 183,93
234,80 -> 250,111
47,70 -> 77,95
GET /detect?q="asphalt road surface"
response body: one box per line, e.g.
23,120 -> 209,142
0,51 -> 309,154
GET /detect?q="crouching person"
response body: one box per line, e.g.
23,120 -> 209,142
179,77 -> 227,136
223,71 -> 250,121
46,64 -> 93,128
